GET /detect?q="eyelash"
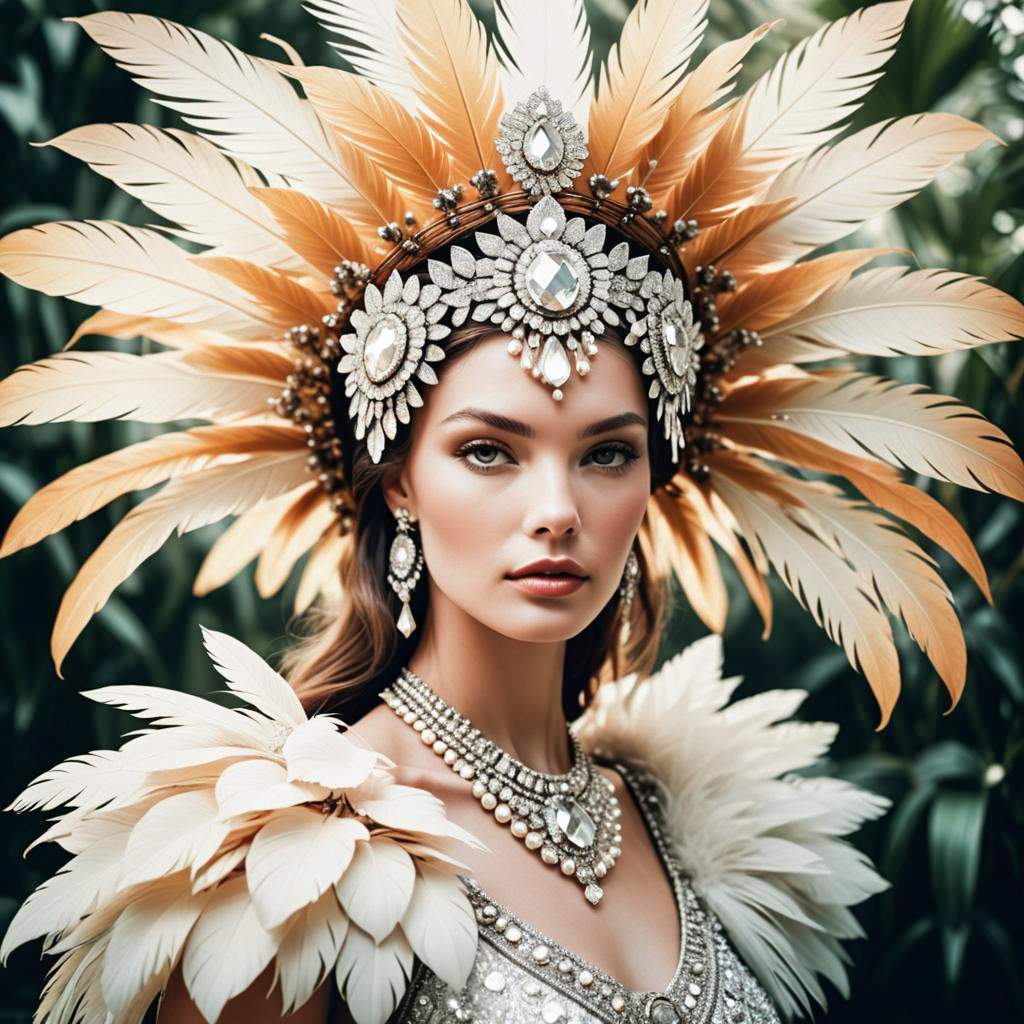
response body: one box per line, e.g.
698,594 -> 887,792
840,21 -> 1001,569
454,440 -> 641,476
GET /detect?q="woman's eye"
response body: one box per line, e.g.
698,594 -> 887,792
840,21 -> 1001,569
586,444 -> 639,471
459,443 -> 511,470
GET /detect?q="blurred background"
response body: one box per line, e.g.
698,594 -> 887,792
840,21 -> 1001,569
0,0 -> 1021,1020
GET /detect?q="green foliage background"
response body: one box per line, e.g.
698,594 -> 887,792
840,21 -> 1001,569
0,0 -> 1021,1020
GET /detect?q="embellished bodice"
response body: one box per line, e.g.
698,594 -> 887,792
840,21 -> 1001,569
386,763 -> 781,1024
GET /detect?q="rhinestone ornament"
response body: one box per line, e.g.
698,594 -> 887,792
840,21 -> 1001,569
496,86 -> 588,195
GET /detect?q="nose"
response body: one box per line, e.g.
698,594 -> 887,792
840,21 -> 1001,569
521,459 -> 582,538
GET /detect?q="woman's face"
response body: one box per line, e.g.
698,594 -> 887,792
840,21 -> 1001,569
386,334 -> 651,643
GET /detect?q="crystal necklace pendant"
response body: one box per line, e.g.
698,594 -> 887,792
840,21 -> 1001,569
379,669 -> 624,906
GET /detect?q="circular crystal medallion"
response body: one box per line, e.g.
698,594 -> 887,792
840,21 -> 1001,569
552,795 -> 596,848
648,997 -> 682,1023
526,251 -> 580,312
389,533 -> 416,580
525,120 -> 565,172
362,314 -> 406,383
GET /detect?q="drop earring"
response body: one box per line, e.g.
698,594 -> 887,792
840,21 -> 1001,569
618,546 -> 641,646
388,507 -> 424,638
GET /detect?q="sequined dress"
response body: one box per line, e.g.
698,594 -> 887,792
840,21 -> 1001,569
359,762 -> 782,1024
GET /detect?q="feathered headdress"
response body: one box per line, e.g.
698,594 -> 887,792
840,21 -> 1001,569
1,0 -> 1022,726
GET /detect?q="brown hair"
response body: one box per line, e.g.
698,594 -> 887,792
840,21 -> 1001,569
280,324 -> 671,723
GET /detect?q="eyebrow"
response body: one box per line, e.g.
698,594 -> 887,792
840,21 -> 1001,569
439,407 -> 648,439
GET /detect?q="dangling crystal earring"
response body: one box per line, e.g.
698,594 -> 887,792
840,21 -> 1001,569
618,547 -> 641,646
388,508 -> 424,638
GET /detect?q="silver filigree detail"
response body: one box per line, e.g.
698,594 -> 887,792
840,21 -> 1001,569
496,86 -> 588,195
337,270 -> 449,463
626,270 -> 704,462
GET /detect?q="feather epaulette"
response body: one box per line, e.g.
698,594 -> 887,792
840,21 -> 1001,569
1,627 -> 482,1024
574,634 -> 892,1019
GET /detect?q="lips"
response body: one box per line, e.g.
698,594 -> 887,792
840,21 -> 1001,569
506,557 -> 588,580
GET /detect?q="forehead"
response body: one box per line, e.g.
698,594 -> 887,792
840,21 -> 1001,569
417,334 -> 649,432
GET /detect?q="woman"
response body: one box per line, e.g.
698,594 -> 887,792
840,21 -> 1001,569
1,0 -> 1022,1021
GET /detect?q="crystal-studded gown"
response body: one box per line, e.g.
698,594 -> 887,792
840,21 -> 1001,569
336,762 -> 782,1024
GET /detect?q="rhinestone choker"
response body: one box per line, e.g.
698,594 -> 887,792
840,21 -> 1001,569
380,668 -> 623,905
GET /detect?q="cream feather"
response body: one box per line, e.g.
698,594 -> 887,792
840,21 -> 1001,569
777,477 -> 966,709
282,718 -> 381,789
193,484 -> 318,597
302,0 -> 420,111
730,113 -> 998,274
493,0 -> 593,125
286,66 -> 456,220
713,247 -> 898,335
255,485 -> 336,598
249,186 -> 373,275
717,372 -> 1024,500
192,254 -> 336,329
574,634 -> 891,1018
181,874 -> 279,1022
64,310 -> 243,352
640,21 -> 777,201
51,452 -> 310,675
246,810 -> 369,929
336,837 -> 416,945
294,529 -> 350,615
721,422 -> 994,603
0,352 -> 281,428
0,221 -> 270,336
67,13 -> 358,215
709,452 -> 902,727
0,425 -> 305,559
760,266 -> 1024,357
275,890 -> 350,1014
400,862 -> 478,991
586,0 -> 708,183
336,924 -> 413,1024
666,2 -> 911,226
39,124 -> 308,272
396,0 -> 508,185
200,624 -> 308,728
100,882 -> 209,1017
215,760 -> 329,820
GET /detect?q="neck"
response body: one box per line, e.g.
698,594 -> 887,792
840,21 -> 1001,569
405,585 -> 572,775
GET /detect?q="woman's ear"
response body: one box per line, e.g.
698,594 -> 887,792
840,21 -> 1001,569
380,463 -> 415,520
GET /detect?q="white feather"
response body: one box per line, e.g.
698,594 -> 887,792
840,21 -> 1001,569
275,890 -> 350,1014
181,874 -> 278,1023
302,0 -> 420,112
6,750 -> 139,813
0,831 -> 128,962
100,880 -> 209,1016
494,0 -> 593,126
400,862 -> 477,991
200,625 -> 307,728
245,807 -> 369,929
215,758 -> 329,819
336,836 -> 416,944
69,13 -> 357,212
336,924 -> 414,1024
283,717 -> 380,789
356,779 -> 487,848
574,634 -> 891,1018
190,842 -> 250,893
119,790 -> 229,889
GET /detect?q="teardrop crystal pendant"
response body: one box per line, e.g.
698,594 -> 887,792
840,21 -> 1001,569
396,601 -> 416,638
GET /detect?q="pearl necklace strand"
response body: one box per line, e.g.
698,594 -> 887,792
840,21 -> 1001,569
380,667 -> 623,905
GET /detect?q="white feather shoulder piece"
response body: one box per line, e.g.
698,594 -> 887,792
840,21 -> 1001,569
2,627 -> 483,1024
573,634 -> 892,1019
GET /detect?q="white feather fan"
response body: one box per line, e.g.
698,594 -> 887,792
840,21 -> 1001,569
573,634 -> 891,1019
